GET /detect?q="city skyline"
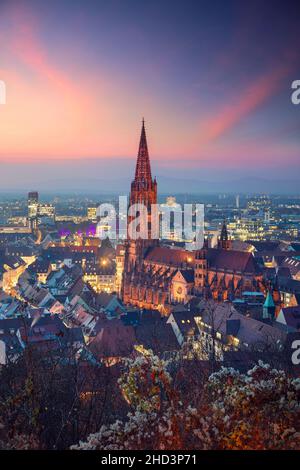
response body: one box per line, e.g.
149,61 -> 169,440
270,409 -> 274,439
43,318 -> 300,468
0,0 -> 299,191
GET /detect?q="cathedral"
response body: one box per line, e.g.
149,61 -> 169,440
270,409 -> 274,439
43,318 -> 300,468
121,122 -> 263,314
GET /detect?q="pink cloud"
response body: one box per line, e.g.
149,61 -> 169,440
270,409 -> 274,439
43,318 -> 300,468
197,65 -> 292,146
6,4 -> 90,109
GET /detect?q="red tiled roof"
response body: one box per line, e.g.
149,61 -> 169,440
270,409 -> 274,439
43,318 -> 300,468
145,246 -> 259,274
207,248 -> 259,274
145,247 -> 194,266
89,319 -> 135,357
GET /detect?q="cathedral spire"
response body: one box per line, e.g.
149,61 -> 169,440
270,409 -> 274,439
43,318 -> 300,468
134,118 -> 152,183
218,219 -> 232,250
128,120 -> 158,243
220,220 -> 228,241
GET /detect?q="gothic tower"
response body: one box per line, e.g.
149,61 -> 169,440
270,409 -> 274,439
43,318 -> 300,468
125,120 -> 159,272
194,241 -> 209,291
129,119 -> 157,222
218,220 -> 232,250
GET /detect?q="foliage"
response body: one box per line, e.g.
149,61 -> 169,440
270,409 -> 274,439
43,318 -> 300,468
72,351 -> 300,450
1,343 -> 299,450
0,346 -> 123,450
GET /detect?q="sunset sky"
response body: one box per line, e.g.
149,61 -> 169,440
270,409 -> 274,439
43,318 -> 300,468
0,0 -> 299,192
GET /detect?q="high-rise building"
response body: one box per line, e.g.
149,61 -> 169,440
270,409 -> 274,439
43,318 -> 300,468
28,192 -> 56,228
37,203 -> 56,224
87,207 -> 97,221
264,209 -> 270,224
28,191 -> 39,219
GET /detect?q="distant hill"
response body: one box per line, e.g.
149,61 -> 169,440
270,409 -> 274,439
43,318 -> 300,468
0,158 -> 299,195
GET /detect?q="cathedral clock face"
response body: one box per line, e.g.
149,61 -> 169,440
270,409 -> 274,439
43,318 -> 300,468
177,286 -> 183,294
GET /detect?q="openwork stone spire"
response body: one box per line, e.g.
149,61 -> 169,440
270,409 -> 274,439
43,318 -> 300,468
134,118 -> 152,186
128,120 -> 158,243
218,220 -> 231,250
220,220 -> 228,241
130,119 -> 157,206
